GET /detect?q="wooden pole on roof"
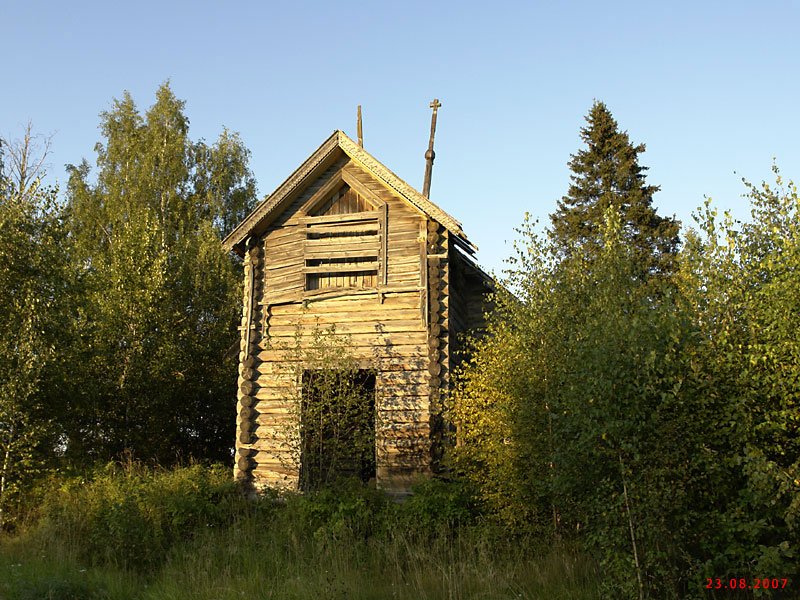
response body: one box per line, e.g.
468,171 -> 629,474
357,105 -> 364,147
422,98 -> 441,198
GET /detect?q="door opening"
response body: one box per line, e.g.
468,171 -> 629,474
299,369 -> 376,490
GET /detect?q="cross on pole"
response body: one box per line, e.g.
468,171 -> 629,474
422,98 -> 441,198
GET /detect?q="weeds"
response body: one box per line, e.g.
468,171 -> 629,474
0,463 -> 600,599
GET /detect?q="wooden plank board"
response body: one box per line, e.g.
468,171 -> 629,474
377,421 -> 431,436
306,221 -> 379,235
302,262 -> 379,274
304,247 -> 380,260
266,319 -> 426,336
299,211 -> 379,225
255,344 -> 429,364
266,289 -> 421,312
376,408 -> 430,422
267,308 -> 423,324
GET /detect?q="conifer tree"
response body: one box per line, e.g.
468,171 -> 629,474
551,101 -> 680,279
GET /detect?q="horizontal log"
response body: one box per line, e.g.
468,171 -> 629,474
304,238 -> 379,255
254,388 -> 298,402
306,221 -> 379,235
377,408 -> 430,422
377,422 -> 431,436
377,437 -> 430,451
255,415 -> 295,428
300,211 -> 379,225
256,342 -> 429,362
268,310 -> 423,327
264,225 -> 301,243
252,464 -> 300,478
379,401 -> 432,414
302,262 -> 379,275
266,320 -> 426,337
379,370 -> 431,385
304,247 -> 380,261
380,382 -> 430,397
252,401 -> 295,415
277,284 -> 422,301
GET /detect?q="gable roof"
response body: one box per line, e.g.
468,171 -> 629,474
223,130 -> 476,256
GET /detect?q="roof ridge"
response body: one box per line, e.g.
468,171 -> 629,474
223,130 -> 476,255
334,131 -> 470,246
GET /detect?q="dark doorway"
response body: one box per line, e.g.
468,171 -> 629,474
299,369 -> 376,490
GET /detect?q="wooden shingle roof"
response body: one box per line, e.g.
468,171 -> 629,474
223,131 -> 476,256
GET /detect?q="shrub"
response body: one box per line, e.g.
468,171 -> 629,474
284,478 -> 392,540
397,478 -> 479,534
37,461 -> 249,571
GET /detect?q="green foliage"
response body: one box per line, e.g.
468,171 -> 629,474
59,82 -> 257,464
454,166 -> 800,597
284,477 -> 480,541
453,210 -> 699,595
679,166 -> 800,583
2,465 -> 600,599
0,141 -> 67,529
285,478 -> 391,540
4,576 -> 105,600
551,101 -> 680,281
37,462 -> 248,571
399,478 -> 479,532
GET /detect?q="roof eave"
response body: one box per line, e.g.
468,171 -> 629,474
222,131 -> 341,253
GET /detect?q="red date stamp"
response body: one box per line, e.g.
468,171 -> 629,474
706,578 -> 789,591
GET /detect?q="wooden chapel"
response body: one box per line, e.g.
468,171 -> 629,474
223,118 -> 493,495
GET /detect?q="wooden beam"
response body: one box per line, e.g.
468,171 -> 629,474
300,211 -> 380,226
302,262 -> 379,274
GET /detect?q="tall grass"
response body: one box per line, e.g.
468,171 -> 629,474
0,463 -> 601,599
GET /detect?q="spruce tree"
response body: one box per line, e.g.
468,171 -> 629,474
551,101 -> 680,279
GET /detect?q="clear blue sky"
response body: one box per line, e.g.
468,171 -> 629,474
2,0 -> 799,273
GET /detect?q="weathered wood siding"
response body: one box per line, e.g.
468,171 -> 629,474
234,157 -> 435,494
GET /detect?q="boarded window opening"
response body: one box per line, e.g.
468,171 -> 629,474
302,184 -> 385,292
299,369 -> 376,490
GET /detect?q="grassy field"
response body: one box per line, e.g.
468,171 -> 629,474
0,526 -> 601,600
0,465 -> 602,600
